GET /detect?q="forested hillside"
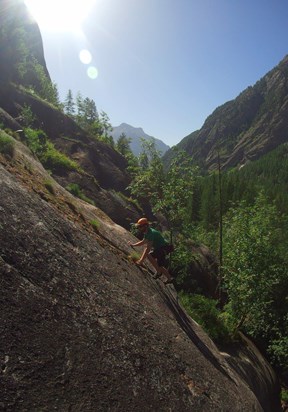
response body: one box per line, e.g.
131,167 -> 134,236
191,142 -> 288,226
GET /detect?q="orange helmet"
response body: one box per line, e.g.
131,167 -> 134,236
136,217 -> 149,227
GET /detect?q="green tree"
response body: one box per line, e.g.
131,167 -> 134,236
83,97 -> 99,125
98,110 -> 113,145
34,62 -> 59,105
155,149 -> 198,230
75,96 -> 99,132
198,172 -> 218,229
129,144 -> 198,234
20,104 -> 35,127
116,133 -> 132,156
64,89 -> 75,117
75,92 -> 85,124
128,139 -> 165,208
222,192 -> 288,364
74,95 -> 111,141
138,150 -> 149,170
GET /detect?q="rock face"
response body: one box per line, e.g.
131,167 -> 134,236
164,55 -> 288,171
0,137 -> 281,411
0,83 -> 147,229
0,0 -> 50,86
221,333 -> 281,412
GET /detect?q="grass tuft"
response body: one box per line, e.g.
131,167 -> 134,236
0,131 -> 15,158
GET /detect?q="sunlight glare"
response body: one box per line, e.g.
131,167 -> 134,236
79,49 -> 92,65
24,0 -> 97,33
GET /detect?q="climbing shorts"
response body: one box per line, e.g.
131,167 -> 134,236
149,244 -> 173,268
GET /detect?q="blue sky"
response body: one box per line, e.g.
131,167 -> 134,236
25,0 -> 288,147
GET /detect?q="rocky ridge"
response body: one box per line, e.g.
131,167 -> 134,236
164,55 -> 288,171
111,123 -> 170,156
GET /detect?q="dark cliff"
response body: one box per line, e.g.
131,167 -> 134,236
164,55 -> 288,171
0,0 -> 50,87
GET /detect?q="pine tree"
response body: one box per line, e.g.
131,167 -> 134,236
64,89 -> 75,117
116,133 -> 132,156
83,98 -> 99,125
76,92 -> 85,122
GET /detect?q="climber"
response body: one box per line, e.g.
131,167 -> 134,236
129,217 -> 174,284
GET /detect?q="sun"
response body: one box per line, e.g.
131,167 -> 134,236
24,0 -> 97,33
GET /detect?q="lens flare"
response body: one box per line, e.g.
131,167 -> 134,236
79,49 -> 92,64
87,66 -> 98,79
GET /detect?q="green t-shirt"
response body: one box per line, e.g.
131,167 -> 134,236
144,227 -> 167,250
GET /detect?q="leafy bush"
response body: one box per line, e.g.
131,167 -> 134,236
171,239 -> 198,290
25,128 -> 81,173
66,183 -> 95,205
281,388 -> 288,403
223,193 -> 288,327
222,193 -> 288,374
0,132 -> 15,157
268,333 -> 288,375
66,183 -> 81,197
25,128 -> 46,155
20,104 -> 35,127
41,141 -> 80,173
179,292 -> 230,342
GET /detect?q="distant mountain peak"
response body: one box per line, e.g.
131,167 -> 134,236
111,123 -> 170,156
